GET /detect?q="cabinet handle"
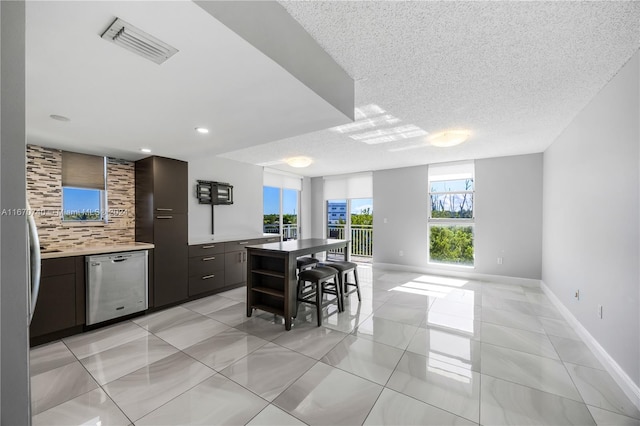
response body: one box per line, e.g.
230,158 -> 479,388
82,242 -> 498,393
201,274 -> 215,280
201,245 -> 216,249
156,215 -> 173,219
242,252 -> 246,262
202,256 -> 216,261
156,208 -> 173,211
239,241 -> 249,245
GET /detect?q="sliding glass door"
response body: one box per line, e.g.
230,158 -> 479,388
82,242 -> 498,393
326,198 -> 373,261
263,186 -> 299,240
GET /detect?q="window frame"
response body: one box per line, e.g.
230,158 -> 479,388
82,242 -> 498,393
61,186 -> 107,223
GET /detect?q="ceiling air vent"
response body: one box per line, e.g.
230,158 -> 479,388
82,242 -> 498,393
101,18 -> 178,65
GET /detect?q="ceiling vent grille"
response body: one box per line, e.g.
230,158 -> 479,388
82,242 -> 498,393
101,18 -> 178,65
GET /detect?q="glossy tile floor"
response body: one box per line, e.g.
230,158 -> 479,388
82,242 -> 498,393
30,266 -> 640,425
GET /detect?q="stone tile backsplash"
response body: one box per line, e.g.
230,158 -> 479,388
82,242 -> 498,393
27,145 -> 135,249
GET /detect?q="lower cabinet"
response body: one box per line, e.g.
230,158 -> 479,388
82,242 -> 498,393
188,243 -> 225,297
153,213 -> 188,308
30,256 -> 84,345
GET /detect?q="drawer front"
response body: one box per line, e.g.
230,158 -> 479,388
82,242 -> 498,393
188,271 -> 225,296
224,238 -> 263,252
188,243 -> 224,257
257,236 -> 280,244
41,257 -> 76,277
189,255 -> 225,276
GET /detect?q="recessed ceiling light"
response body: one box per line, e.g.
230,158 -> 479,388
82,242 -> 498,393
285,156 -> 313,168
195,127 -> 209,134
140,148 -> 151,153
428,130 -> 471,147
50,114 -> 70,122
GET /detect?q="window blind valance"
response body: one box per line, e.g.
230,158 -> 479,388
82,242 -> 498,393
263,168 -> 302,191
428,161 -> 474,182
323,172 -> 372,200
62,151 -> 106,190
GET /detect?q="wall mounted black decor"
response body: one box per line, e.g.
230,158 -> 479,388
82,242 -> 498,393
196,180 -> 233,234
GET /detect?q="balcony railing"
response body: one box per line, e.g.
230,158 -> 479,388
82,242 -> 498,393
327,224 -> 373,257
263,223 -> 298,240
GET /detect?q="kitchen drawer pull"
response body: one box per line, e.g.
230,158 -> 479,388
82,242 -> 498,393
156,215 -> 173,219
201,274 -> 215,280
239,241 -> 249,245
201,245 -> 216,249
156,208 -> 173,211
202,256 -> 216,261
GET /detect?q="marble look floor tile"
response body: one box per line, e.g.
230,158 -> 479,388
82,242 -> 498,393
247,405 -> 306,425
422,310 -> 480,338
272,323 -> 347,359
481,306 -> 545,333
371,303 -> 427,326
549,335 -> 603,369
565,363 -> 640,419
429,298 -> 482,320
539,317 -> 581,340
274,362 -> 382,426
482,282 -> 526,295
480,322 -> 559,359
321,300 -> 374,333
486,298 -> 562,320
352,316 -> 418,349
480,374 -> 595,425
29,341 -> 76,376
135,374 -> 268,425
217,286 -> 247,302
181,294 -> 239,315
184,328 -> 269,371
321,335 -> 404,385
32,388 -> 130,426
386,351 -> 480,423
481,343 -> 581,401
153,314 -> 229,350
102,352 -> 215,421
63,321 -> 148,359
524,292 -> 554,306
483,290 -> 530,304
385,289 -> 436,308
588,405 -> 640,426
364,388 -> 476,426
206,302 -> 250,327
80,334 -> 178,385
406,327 -> 481,372
132,306 -> 201,333
220,342 -> 315,402
31,361 -> 99,415
234,315 -> 289,341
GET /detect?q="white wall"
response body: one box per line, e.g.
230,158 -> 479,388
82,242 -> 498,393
310,176 -> 324,238
475,154 -> 542,279
300,176 -> 312,239
188,156 -> 263,241
372,155 -> 543,281
542,52 -> 639,386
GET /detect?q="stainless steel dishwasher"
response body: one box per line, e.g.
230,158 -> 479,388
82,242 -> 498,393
86,250 -> 148,325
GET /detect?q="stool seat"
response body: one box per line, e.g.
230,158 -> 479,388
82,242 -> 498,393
321,261 -> 361,304
297,256 -> 320,271
296,266 -> 341,326
298,266 -> 338,281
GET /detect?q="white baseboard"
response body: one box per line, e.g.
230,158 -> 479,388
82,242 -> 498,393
541,280 -> 640,410
374,262 -> 540,287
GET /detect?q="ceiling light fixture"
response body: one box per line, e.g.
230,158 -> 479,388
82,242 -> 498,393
195,127 -> 209,134
140,148 -> 151,153
428,130 -> 471,148
285,156 -> 313,168
50,114 -> 70,122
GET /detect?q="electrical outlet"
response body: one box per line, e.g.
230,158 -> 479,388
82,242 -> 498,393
399,250 -> 404,257
574,290 -> 580,301
497,257 -> 503,265
598,305 -> 603,319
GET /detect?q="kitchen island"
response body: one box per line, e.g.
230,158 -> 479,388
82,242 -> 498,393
246,238 -> 349,330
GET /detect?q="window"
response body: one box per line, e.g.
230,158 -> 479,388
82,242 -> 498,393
61,151 -> 107,222
263,170 -> 302,240
428,162 -> 474,266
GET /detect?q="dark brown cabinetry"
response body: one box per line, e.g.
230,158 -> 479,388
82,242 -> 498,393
30,256 -> 84,345
224,237 -> 280,287
136,156 -> 189,309
188,243 -> 225,296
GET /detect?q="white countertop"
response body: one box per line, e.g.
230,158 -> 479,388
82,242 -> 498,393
40,242 -> 155,259
189,234 -> 279,245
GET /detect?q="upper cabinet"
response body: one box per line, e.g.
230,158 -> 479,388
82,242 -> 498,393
136,156 -> 188,215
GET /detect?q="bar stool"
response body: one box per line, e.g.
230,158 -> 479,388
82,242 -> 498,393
296,266 -> 341,326
296,256 -> 319,273
320,260 -> 361,305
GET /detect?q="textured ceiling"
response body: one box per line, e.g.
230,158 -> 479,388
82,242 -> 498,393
221,1 -> 640,177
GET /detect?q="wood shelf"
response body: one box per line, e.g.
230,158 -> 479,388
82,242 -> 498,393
251,269 -> 285,279
252,286 -> 284,298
